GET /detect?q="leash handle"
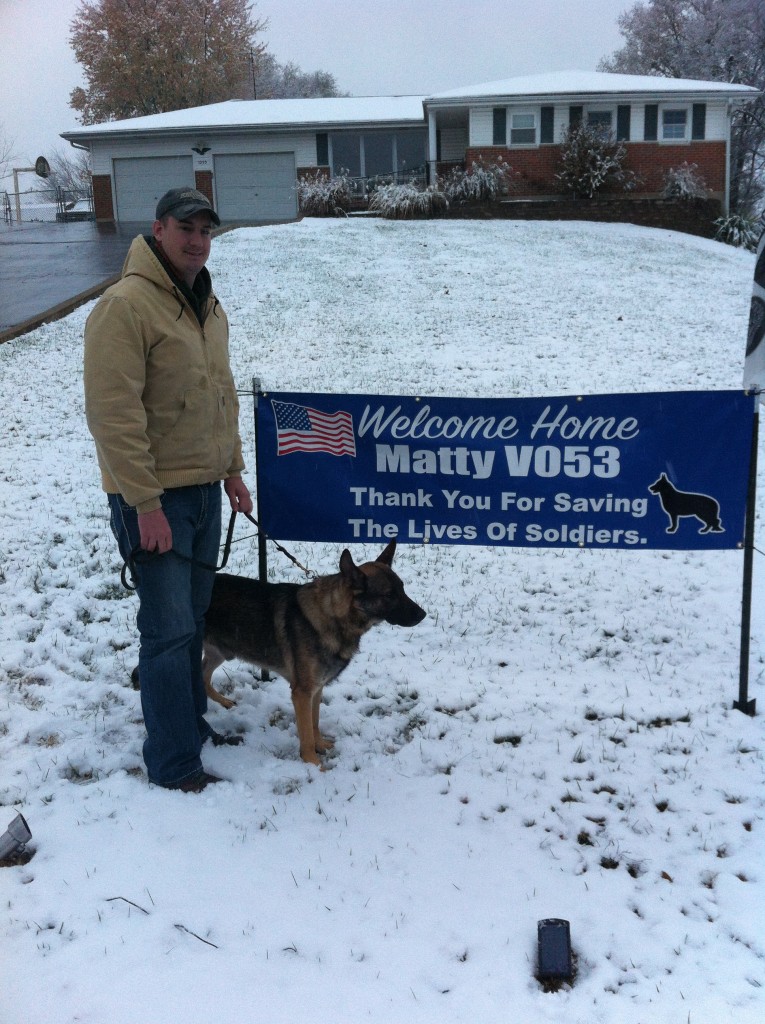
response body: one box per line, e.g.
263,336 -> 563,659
121,510 -> 238,591
121,510 -> 314,591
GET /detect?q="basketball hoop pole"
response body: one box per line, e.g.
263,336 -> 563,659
11,158 -> 50,224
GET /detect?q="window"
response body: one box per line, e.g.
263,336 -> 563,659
364,133 -> 394,177
330,134 -> 361,177
396,131 -> 427,177
662,108 -> 687,141
510,112 -> 536,145
587,109 -> 613,135
329,130 -> 427,180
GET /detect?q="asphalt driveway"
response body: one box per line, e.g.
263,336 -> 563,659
0,220 -> 148,341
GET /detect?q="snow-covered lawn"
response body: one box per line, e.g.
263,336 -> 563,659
1,218 -> 763,1023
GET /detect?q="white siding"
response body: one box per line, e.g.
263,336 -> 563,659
469,107 -> 494,147
625,100 -> 727,142
704,101 -> 728,140
439,127 -> 468,161
629,104 -> 643,142
85,132 -> 315,179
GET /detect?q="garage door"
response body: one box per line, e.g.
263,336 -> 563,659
114,156 -> 194,223
214,153 -> 297,222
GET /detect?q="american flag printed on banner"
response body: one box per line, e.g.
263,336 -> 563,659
272,400 -> 356,457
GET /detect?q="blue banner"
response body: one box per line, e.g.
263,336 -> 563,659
255,390 -> 754,550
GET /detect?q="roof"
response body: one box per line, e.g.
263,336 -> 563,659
426,70 -> 760,103
61,95 -> 427,140
61,70 -> 759,143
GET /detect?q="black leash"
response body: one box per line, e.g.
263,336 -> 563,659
120,510 -> 313,591
240,510 -> 315,579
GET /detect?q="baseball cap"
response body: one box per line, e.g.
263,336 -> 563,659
155,187 -> 220,226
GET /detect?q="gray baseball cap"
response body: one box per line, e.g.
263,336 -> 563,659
155,187 -> 220,225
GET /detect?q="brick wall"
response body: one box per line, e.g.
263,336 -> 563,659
195,171 -> 214,204
623,142 -> 726,196
92,174 -> 114,221
465,141 -> 727,199
442,196 -> 723,239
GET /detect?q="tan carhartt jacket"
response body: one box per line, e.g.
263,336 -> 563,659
83,235 -> 244,514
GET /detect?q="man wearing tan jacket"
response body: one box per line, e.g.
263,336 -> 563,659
84,187 -> 252,792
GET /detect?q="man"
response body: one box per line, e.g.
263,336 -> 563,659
84,187 -> 252,792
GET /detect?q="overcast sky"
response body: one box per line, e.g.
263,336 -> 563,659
1,0 -> 635,179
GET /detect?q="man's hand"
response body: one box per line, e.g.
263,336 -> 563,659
138,508 -> 173,552
224,476 -> 253,515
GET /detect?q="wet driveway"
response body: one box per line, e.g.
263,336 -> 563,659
0,220 -> 148,339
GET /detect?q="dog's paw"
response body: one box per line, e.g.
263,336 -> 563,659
315,734 -> 335,753
208,690 -> 237,710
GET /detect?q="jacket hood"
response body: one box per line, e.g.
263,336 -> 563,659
121,234 -> 212,296
121,234 -> 213,320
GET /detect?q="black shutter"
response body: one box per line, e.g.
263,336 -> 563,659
569,105 -> 583,127
692,103 -> 706,140
316,132 -> 329,166
493,107 -> 506,145
617,105 -> 631,141
540,106 -> 554,143
644,104 -> 658,141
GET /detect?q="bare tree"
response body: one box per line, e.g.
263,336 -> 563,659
69,0 -> 267,123
46,147 -> 93,194
250,52 -> 346,99
599,0 -> 765,216
0,124 -> 15,181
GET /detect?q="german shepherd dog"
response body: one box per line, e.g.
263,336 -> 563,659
648,473 -> 724,534
202,541 -> 426,766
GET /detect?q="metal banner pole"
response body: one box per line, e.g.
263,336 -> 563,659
735,404 -> 759,716
252,377 -> 270,681
252,377 -> 268,584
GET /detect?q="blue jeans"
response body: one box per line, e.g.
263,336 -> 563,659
108,483 -> 222,786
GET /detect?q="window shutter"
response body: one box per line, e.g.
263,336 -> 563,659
617,105 -> 631,141
692,103 -> 706,140
569,105 -> 583,127
540,106 -> 554,143
493,108 -> 507,145
644,104 -> 658,141
316,133 -> 329,165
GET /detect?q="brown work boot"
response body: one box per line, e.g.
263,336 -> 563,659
161,770 -> 224,793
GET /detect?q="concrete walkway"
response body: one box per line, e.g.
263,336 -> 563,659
0,220 -> 147,342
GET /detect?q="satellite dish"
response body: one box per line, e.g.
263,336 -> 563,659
35,156 -> 51,178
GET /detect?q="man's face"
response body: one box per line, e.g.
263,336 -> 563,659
153,211 -> 213,286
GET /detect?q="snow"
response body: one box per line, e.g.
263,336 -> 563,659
1,218 -> 764,1023
61,94 -> 428,139
60,70 -> 759,143
427,70 -> 761,100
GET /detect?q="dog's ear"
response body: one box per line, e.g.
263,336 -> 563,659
375,539 -> 397,566
340,549 -> 366,587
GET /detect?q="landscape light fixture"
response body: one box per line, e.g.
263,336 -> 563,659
537,918 -> 573,982
0,813 -> 32,862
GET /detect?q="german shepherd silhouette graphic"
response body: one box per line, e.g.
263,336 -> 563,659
648,473 -> 724,534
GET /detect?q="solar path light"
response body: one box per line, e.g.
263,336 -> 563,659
0,813 -> 32,862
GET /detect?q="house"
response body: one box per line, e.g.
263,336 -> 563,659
61,70 -> 758,224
